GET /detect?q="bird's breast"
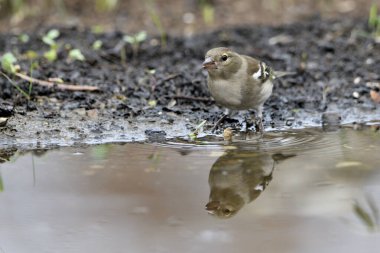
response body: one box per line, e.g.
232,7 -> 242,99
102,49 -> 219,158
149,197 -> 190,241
208,78 -> 245,109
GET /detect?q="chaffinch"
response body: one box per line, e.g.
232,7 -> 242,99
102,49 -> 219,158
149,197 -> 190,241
205,150 -> 275,218
203,47 -> 287,133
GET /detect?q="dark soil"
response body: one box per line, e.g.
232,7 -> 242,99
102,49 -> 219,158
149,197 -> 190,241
0,17 -> 380,147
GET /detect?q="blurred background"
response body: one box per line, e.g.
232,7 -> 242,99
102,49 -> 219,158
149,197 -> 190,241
0,0 -> 376,35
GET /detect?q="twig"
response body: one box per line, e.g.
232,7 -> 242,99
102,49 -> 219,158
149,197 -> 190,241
161,73 -> 181,83
172,95 -> 213,102
14,73 -> 99,91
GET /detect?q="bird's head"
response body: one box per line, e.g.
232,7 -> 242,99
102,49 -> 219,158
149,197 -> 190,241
205,188 -> 245,219
203,47 -> 242,79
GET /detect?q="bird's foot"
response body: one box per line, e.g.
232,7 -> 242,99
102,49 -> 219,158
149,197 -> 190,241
244,116 -> 264,134
254,117 -> 264,134
211,114 -> 228,133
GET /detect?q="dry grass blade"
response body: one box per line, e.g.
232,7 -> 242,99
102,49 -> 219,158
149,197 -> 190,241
172,95 -> 213,102
15,73 -> 99,91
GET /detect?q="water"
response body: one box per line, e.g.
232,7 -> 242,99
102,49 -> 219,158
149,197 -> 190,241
0,127 -> 380,253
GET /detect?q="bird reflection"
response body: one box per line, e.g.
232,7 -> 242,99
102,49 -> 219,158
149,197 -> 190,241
205,149 -> 294,218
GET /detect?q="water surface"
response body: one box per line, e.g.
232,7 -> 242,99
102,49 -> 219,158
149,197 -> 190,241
1,127 -> 380,253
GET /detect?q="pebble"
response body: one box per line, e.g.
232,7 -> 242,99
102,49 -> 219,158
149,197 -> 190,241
0,117 -> 9,127
353,77 -> 361,84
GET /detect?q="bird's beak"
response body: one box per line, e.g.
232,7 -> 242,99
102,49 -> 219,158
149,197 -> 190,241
205,201 -> 220,214
202,57 -> 216,70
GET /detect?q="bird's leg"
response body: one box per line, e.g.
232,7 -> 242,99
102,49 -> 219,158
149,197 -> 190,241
255,117 -> 264,133
211,109 -> 231,133
254,107 -> 264,134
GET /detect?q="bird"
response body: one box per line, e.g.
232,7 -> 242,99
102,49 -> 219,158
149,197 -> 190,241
202,47 -> 289,133
205,149 -> 295,219
205,149 -> 275,219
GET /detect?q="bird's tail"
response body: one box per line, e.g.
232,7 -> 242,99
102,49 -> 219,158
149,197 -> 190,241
273,71 -> 296,79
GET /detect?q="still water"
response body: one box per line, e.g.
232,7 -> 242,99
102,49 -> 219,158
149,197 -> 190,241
0,127 -> 380,253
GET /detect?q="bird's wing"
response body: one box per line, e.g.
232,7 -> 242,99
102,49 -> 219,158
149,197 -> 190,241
242,55 -> 273,83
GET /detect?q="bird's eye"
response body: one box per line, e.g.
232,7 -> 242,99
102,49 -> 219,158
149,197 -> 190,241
223,208 -> 232,215
221,54 -> 228,61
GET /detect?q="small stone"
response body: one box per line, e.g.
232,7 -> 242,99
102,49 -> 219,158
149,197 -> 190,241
352,91 -> 360,99
0,117 -> 9,127
86,109 -> 99,119
167,99 -> 176,109
353,77 -> 361,84
365,58 -> 374,65
74,108 -> 86,116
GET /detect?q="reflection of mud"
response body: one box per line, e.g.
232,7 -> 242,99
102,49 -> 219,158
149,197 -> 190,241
205,150 -> 294,218
0,148 -> 17,163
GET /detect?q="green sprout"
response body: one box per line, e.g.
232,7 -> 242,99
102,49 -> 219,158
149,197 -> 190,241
146,0 -> 167,48
123,31 -> 147,57
43,49 -> 57,62
1,52 -> 35,99
91,25 -> 105,34
19,33 -> 29,43
189,120 -> 207,141
25,50 -> 39,60
92,40 -> 103,50
148,99 -> 157,107
369,3 -> 380,37
1,52 -> 18,74
1,72 -> 31,100
369,4 -> 378,28
95,0 -> 118,12
42,29 -> 60,46
68,49 -> 85,61
353,198 -> 379,232
1,0 -> 24,14
42,29 -> 60,62
199,0 -> 215,25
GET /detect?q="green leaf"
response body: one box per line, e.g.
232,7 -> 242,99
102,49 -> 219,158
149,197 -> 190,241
1,52 -> 18,74
46,29 -> 60,40
92,40 -> 103,50
135,31 -> 147,42
43,48 -> 57,62
95,0 -> 118,12
19,33 -> 29,43
369,4 -> 378,28
123,35 -> 135,44
201,2 -> 215,25
68,49 -> 85,61
188,120 -> 207,141
42,29 -> 60,46
354,202 -> 377,231
148,100 -> 157,107
91,25 -> 104,34
25,50 -> 39,60
42,36 -> 56,46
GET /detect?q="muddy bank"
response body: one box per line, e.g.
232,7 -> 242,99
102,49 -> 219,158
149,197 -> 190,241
0,17 -> 380,148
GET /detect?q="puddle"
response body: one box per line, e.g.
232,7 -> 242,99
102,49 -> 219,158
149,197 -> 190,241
1,127 -> 380,253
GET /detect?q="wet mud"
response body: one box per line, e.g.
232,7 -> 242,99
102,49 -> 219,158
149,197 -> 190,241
0,17 -> 379,148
